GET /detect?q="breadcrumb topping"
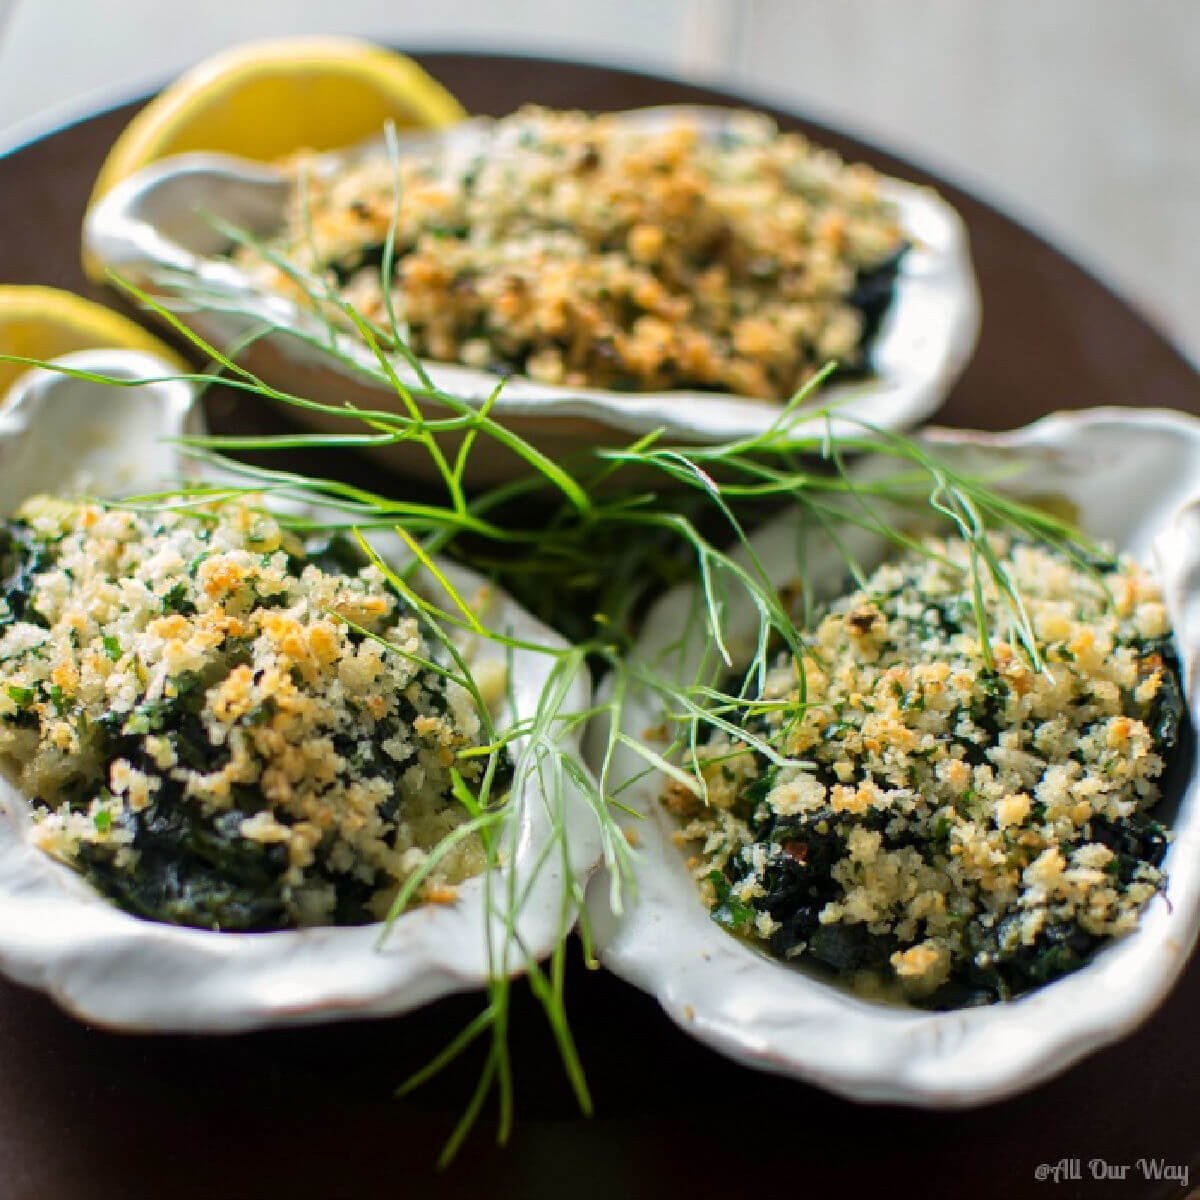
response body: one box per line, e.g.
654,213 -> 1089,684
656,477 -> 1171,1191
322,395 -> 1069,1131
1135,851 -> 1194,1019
238,106 -> 905,400
0,497 -> 503,930
668,535 -> 1180,1006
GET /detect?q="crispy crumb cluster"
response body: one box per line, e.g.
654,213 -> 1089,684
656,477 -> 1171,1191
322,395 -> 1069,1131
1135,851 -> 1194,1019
0,497 -> 505,930
238,105 -> 905,400
667,535 -> 1181,1006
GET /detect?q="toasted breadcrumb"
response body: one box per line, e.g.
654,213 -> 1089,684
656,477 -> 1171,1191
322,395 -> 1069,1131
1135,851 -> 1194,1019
237,106 -> 905,401
0,499 -> 507,930
670,535 -> 1178,1005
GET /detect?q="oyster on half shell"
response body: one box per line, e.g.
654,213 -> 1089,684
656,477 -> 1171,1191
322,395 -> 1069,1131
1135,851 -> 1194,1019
0,351 -> 601,1032
83,106 -> 980,485
584,408 -> 1200,1107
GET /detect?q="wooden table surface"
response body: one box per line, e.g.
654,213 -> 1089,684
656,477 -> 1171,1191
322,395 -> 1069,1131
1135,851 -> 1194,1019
0,53 -> 1196,1200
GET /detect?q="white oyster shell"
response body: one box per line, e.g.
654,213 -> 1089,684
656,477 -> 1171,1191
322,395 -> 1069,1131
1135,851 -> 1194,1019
83,107 -> 980,484
0,352 -> 600,1032
584,407 -> 1200,1105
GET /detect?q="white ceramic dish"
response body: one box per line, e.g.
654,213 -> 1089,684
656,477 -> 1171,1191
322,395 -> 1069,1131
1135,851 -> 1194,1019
0,351 -> 601,1032
83,107 -> 980,484
583,407 -> 1200,1106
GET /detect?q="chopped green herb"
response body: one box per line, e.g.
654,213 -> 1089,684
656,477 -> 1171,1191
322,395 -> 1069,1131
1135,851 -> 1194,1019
160,580 -> 192,614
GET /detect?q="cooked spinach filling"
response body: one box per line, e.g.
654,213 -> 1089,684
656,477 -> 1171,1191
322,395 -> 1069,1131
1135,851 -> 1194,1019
0,499 -> 507,931
668,535 -> 1182,1007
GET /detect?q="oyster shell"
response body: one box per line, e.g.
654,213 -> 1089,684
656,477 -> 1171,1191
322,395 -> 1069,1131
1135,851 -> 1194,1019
584,408 -> 1200,1105
0,352 -> 601,1031
84,107 -> 980,484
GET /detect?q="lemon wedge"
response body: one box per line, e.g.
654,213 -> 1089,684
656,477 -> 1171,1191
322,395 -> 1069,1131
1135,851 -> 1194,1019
83,38 -> 465,279
88,36 -> 465,208
0,286 -> 187,398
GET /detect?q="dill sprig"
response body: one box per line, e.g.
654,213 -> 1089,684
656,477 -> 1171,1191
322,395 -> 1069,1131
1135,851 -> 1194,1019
0,219 -> 1099,1162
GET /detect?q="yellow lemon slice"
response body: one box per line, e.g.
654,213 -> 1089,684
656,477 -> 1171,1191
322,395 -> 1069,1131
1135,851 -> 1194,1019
0,286 -> 187,398
88,36 -> 465,208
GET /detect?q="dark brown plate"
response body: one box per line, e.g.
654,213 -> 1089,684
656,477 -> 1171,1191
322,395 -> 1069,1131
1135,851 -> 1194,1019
0,52 -> 1197,1200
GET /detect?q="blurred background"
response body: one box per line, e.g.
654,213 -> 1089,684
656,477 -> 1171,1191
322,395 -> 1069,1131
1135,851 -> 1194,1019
0,0 -> 1195,366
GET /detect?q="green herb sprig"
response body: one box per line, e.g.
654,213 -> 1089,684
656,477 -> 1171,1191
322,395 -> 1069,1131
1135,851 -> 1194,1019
0,221 -> 1099,1164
